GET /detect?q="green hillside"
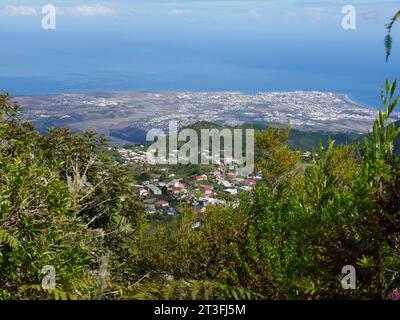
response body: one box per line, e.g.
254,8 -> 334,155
184,121 -> 360,151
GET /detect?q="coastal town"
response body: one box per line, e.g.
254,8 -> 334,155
16,91 -> 399,146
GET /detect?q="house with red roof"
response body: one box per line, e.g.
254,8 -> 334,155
196,175 -> 208,181
227,172 -> 236,179
200,185 -> 214,195
155,200 -> 169,208
244,178 -> 256,187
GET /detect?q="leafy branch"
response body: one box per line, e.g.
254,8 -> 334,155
385,10 -> 400,61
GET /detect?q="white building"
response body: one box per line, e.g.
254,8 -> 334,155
147,185 -> 162,195
225,188 -> 238,195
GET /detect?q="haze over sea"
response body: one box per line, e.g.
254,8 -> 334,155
1,0 -> 400,109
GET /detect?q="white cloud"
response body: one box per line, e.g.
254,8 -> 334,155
55,7 -> 65,16
168,9 -> 185,16
68,5 -> 113,16
304,7 -> 325,16
4,5 -> 37,16
362,10 -> 379,21
302,7 -> 326,21
249,9 -> 261,18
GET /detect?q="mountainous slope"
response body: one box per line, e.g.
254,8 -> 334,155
153,121 -> 361,152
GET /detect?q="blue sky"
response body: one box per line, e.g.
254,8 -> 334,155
0,1 -> 399,107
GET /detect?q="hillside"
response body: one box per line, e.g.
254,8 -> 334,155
171,121 -> 360,152
131,120 -> 398,154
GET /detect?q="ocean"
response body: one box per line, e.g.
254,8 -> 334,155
0,0 -> 399,109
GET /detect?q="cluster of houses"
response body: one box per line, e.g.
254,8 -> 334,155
117,147 -> 262,216
117,147 -> 152,164
142,198 -> 177,216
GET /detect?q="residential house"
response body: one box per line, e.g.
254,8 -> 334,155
147,184 -> 162,195
225,188 -> 238,195
196,175 -> 208,181
227,172 -> 236,179
244,178 -> 256,187
165,207 -> 176,216
144,205 -> 156,214
139,188 -> 149,197
155,200 -> 169,208
200,185 -> 213,196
